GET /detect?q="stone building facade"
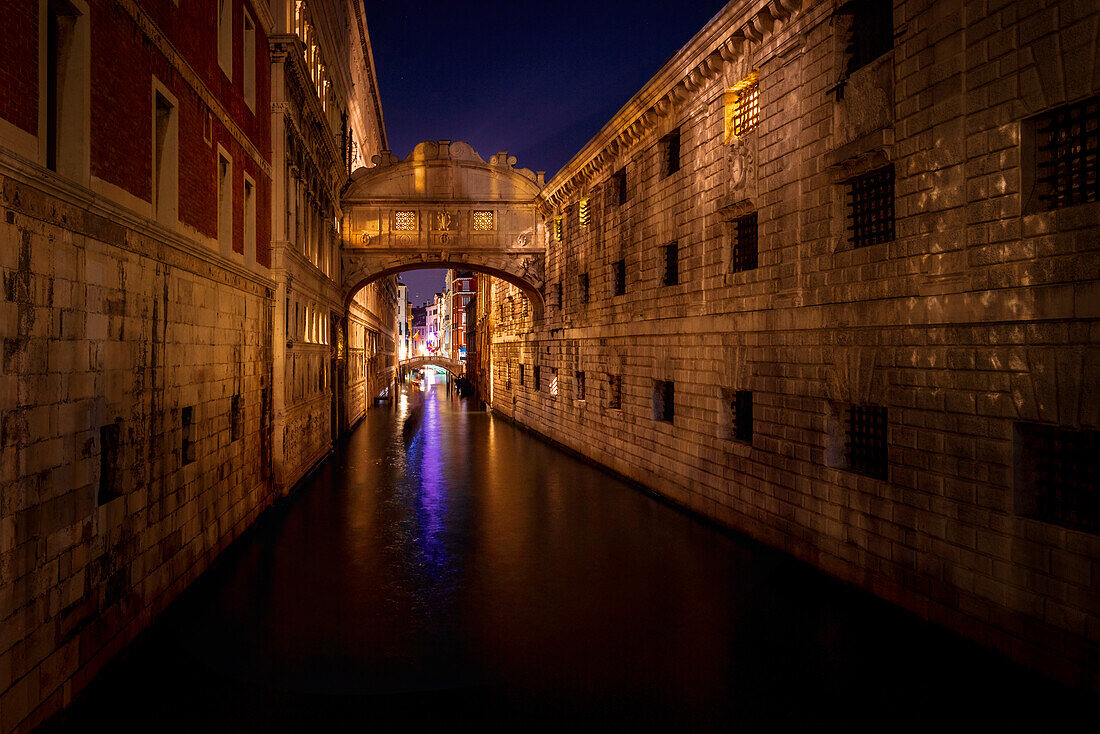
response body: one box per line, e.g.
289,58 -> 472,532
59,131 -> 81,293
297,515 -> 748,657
268,0 -> 391,493
0,1 -> 391,730
476,0 -> 1100,689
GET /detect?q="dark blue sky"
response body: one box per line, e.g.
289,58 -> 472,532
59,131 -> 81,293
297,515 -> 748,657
367,0 -> 728,305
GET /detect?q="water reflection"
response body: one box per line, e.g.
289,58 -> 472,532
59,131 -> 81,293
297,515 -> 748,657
49,381 -> 1095,732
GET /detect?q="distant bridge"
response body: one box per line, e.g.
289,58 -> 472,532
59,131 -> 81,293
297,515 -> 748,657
399,354 -> 466,378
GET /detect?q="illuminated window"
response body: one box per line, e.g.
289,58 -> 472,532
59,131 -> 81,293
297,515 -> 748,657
727,77 -> 760,140
550,368 -> 559,397
393,210 -> 417,231
554,217 -> 563,242
579,198 -> 590,228
472,210 -> 494,230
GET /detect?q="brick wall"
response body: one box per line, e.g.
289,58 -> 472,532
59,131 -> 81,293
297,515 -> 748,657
0,0 -> 38,136
482,0 -> 1100,690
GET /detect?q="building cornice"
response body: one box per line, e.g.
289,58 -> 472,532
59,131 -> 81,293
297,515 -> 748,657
540,0 -> 809,211
350,0 -> 388,151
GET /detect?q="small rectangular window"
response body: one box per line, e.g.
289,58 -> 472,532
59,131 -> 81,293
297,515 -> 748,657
731,80 -> 760,137
182,405 -> 195,465
153,89 -> 178,223
1014,423 -> 1100,534
653,380 -> 675,423
732,212 -> 758,272
217,0 -> 232,78
579,272 -> 589,304
98,423 -> 120,505
661,128 -> 681,177
662,243 -> 679,286
839,0 -> 893,77
45,0 -> 88,179
555,282 -> 563,309
608,375 -> 622,410
243,178 -> 256,264
217,152 -> 232,255
243,12 -> 256,110
534,365 -> 541,391
505,362 -> 513,390
731,390 -> 753,443
519,364 -> 526,387
579,198 -> 590,228
846,404 -> 887,479
576,371 -> 586,401
1033,96 -> 1100,210
847,166 -> 894,248
614,169 -> 628,205
554,217 -> 563,242
231,394 -> 242,441
550,368 -> 559,397
613,258 -> 626,296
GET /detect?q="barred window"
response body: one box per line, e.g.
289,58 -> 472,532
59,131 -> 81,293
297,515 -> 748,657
506,362 -> 512,389
608,375 -> 622,410
549,368 -> 559,397
614,169 -> 628,205
653,380 -> 675,423
847,166 -> 894,247
554,217 -> 563,242
579,198 -> 591,228
661,128 -> 681,177
580,272 -> 590,304
555,282 -> 563,309
732,81 -> 760,137
732,212 -> 758,272
534,365 -> 541,391
576,371 -> 586,401
519,364 -> 526,387
613,258 -> 626,296
839,0 -> 893,77
731,390 -> 753,443
846,404 -> 888,479
662,243 -> 679,286
1034,96 -> 1100,210
393,210 -> 417,231
472,210 -> 495,230
1014,423 -> 1100,534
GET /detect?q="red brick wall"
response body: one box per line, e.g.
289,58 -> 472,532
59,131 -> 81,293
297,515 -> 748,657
0,0 -> 39,135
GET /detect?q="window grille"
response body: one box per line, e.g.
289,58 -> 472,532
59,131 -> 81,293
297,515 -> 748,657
579,198 -> 590,228
613,258 -> 626,296
1034,96 -> 1100,210
846,404 -> 888,479
534,365 -> 541,391
732,212 -> 758,272
653,381 -> 675,423
506,362 -> 512,390
554,217 -> 563,241
732,390 -> 753,443
1014,423 -> 1100,534
839,0 -> 893,77
661,128 -> 681,177
614,169 -> 628,205
580,273 -> 590,304
555,282 -> 563,308
662,243 -> 679,286
732,81 -> 760,137
393,210 -> 417,231
550,368 -> 559,397
576,371 -> 586,401
472,210 -> 494,230
519,364 -> 525,387
847,166 -> 894,247
609,375 -> 622,410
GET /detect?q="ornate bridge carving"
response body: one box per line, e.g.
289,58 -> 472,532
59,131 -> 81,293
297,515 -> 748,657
341,141 -> 547,309
400,354 -> 466,377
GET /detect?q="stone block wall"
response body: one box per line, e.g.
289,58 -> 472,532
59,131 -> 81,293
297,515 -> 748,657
0,168 -> 276,731
483,0 -> 1100,689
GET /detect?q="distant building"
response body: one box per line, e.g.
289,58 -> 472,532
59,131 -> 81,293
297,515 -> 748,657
448,270 -> 476,359
397,283 -> 409,360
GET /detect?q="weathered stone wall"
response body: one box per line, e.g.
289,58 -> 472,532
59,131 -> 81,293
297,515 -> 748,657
483,0 -> 1100,690
0,169 -> 275,730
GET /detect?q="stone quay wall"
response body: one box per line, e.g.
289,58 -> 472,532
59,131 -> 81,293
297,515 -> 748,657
483,0 -> 1100,690
0,165 -> 276,731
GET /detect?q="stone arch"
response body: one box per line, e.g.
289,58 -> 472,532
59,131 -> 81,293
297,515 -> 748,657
400,355 -> 466,378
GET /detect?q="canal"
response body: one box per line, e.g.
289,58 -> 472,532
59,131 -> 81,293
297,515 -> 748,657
48,376 -> 1091,731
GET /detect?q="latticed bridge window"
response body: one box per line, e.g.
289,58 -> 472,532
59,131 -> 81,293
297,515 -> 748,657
846,404 -> 888,479
393,210 -> 417,231
732,212 -> 758,272
1014,423 -> 1100,534
472,210 -> 495,231
847,166 -> 894,247
1034,96 -> 1100,210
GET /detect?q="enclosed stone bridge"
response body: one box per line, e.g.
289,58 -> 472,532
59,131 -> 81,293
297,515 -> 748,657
400,354 -> 466,378
341,141 -> 547,310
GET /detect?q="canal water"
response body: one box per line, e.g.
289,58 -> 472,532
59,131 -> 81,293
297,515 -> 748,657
49,376 -> 1091,731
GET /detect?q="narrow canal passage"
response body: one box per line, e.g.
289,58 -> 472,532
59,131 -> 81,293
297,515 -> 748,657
52,377 -> 1089,731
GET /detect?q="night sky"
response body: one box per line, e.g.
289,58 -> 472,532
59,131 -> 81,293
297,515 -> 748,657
366,0 -> 729,305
